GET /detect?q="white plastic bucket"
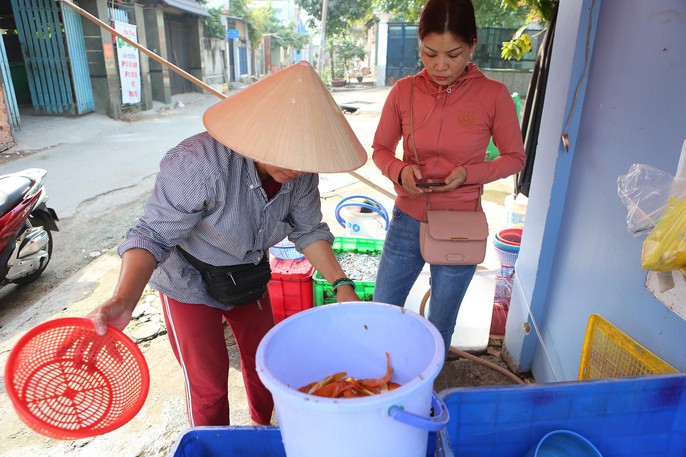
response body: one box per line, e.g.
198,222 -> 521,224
335,195 -> 389,238
342,206 -> 387,238
256,302 -> 448,457
505,194 -> 528,229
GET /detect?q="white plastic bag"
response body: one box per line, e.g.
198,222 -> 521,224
617,163 -> 686,236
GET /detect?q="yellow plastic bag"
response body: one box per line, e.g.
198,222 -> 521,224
641,196 -> 686,271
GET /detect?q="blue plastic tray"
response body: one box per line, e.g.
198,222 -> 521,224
438,374 -> 686,457
170,426 -> 439,456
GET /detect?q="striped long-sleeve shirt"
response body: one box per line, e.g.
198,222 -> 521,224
118,131 -> 333,310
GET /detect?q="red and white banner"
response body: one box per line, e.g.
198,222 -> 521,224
113,21 -> 141,104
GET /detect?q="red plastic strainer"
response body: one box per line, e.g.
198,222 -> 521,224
4,317 -> 150,440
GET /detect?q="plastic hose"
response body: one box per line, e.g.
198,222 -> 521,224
419,288 -> 526,385
335,195 -> 390,230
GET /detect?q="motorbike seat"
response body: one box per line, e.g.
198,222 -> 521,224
0,175 -> 33,216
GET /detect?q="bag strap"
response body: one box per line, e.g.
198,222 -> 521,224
409,76 -> 483,214
409,77 -> 433,212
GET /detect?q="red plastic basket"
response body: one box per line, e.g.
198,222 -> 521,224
4,317 -> 150,440
497,228 -> 523,245
494,233 -> 520,247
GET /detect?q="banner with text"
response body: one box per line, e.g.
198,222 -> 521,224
114,21 -> 141,104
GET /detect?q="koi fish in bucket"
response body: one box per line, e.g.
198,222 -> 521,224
298,352 -> 401,398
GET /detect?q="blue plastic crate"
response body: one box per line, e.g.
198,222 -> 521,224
170,425 -> 439,456
438,374 -> 686,457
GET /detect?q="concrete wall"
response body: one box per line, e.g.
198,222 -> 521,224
201,38 -> 227,87
143,6 -> 171,104
504,0 -> 686,381
133,4 -> 153,111
481,69 -> 532,98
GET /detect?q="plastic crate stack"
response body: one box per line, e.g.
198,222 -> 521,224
491,228 -> 522,336
267,236 -> 383,324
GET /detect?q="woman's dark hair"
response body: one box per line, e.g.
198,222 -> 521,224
418,0 -> 477,44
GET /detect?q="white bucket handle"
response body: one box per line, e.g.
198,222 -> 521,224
388,391 -> 449,431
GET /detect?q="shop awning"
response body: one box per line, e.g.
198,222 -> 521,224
160,0 -> 210,17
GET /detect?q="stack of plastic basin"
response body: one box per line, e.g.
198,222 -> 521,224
491,228 -> 522,336
492,228 -> 522,267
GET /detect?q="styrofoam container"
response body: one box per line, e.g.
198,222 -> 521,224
505,193 -> 528,229
405,244 -> 499,351
256,302 -> 447,457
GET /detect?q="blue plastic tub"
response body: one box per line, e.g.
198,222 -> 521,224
438,374 -> 686,457
170,426 -> 439,456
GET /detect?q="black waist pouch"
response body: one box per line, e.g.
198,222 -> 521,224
179,248 -> 271,306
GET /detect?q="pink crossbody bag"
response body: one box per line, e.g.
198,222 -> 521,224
409,77 -> 488,265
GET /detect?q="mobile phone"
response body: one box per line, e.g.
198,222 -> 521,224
416,180 -> 444,187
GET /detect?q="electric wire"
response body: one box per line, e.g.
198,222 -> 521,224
419,288 -> 526,385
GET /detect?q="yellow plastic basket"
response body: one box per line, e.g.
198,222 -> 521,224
579,314 -> 678,380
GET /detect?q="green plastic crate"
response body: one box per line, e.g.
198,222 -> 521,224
485,92 -> 521,161
313,236 -> 383,306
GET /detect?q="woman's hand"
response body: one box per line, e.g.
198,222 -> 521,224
430,166 -> 468,193
399,164 -> 427,196
86,248 -> 157,335
87,297 -> 137,336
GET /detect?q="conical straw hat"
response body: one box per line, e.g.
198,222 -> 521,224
203,61 -> 367,173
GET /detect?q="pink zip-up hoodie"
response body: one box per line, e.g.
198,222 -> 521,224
372,64 -> 525,222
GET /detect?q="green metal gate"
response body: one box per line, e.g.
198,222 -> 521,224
385,23 -> 419,86
10,0 -> 93,115
0,32 -> 21,128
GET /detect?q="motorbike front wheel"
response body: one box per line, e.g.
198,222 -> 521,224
12,228 -> 53,285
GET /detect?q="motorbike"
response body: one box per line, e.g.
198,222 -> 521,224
0,168 -> 59,285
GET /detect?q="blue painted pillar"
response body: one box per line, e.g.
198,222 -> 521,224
503,0 -> 602,376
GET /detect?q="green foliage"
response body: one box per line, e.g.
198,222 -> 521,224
252,3 -> 310,55
295,0 -> 374,37
372,0 -> 521,26
500,0 -> 555,61
501,25 -> 531,60
226,0 -> 261,50
502,0 -> 556,23
331,37 -> 367,82
473,0 -> 522,28
204,7 -> 226,40
372,0 -> 423,22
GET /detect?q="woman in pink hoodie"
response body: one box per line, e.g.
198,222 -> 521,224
372,0 -> 525,354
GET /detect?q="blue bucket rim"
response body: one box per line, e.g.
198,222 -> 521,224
492,237 -> 520,253
531,429 -> 603,456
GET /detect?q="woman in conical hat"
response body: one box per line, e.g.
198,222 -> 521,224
86,61 -> 366,427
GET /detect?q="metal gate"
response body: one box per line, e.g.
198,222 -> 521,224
62,2 -> 94,113
165,18 -> 193,94
385,23 -> 419,86
239,46 -> 248,75
0,32 -> 21,128
10,0 -> 94,115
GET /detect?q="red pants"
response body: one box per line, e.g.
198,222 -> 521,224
160,292 -> 275,426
